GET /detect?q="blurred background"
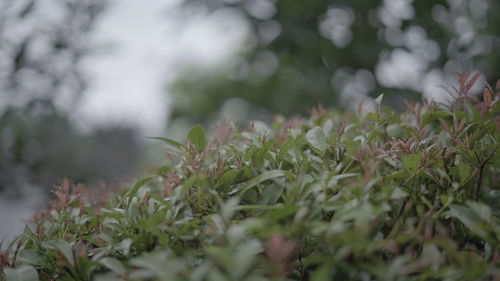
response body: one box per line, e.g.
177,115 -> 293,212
0,0 -> 499,244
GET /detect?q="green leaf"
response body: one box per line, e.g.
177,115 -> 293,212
328,173 -> 359,186
402,152 -> 423,173
116,238 -> 133,256
278,138 -> 299,160
234,204 -> 283,211
231,239 -> 262,277
187,124 -> 207,152
147,136 -> 186,150
447,204 -> 489,240
236,170 -> 285,195
130,252 -> 182,281
390,186 -> 408,200
22,226 -> 34,240
374,93 -> 384,105
41,240 -> 74,267
466,201 -> 492,223
217,169 -> 240,190
93,273 -> 120,281
17,250 -> 43,265
207,268 -> 230,281
4,266 -> 39,281
220,197 -> 240,221
457,162 -> 472,184
259,183 -> 284,205
306,127 -> 327,155
99,257 -> 126,276
126,176 -> 154,198
252,121 -> 271,136
386,124 -> 402,138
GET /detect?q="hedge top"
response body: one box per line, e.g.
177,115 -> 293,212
1,73 -> 500,281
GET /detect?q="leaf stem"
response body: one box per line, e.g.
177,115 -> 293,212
474,146 -> 498,200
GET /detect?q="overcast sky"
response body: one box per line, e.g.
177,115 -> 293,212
76,0 -> 248,135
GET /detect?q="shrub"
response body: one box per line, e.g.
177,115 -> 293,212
1,73 -> 499,280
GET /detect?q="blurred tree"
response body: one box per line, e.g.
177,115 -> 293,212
170,0 -> 500,125
0,0 -> 142,197
0,102 -> 142,196
0,0 -> 105,109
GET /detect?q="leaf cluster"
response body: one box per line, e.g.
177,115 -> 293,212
1,77 -> 500,281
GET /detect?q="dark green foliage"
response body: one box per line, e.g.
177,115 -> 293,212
1,75 -> 499,280
0,102 -> 142,196
171,0 -> 500,125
